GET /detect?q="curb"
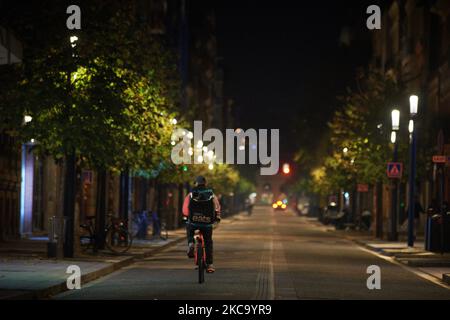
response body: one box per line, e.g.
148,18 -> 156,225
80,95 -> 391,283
399,259 -> 450,268
443,274 -> 450,285
340,236 -> 390,256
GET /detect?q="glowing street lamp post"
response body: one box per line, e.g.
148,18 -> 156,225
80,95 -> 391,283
407,95 -> 419,247
389,110 -> 400,241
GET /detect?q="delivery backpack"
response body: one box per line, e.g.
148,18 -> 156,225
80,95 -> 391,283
188,187 -> 215,224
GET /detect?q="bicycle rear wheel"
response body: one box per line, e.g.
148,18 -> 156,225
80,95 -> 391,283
197,244 -> 205,284
80,225 -> 95,253
160,222 -> 168,240
105,228 -> 133,254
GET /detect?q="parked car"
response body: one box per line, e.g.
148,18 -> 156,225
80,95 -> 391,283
272,200 -> 288,212
323,204 -> 348,229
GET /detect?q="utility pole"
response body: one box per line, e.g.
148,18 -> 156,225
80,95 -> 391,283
389,110 -> 400,241
63,35 -> 79,258
407,95 -> 419,248
389,140 -> 399,241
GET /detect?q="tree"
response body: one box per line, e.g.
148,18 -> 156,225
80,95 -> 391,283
0,1 -> 181,255
303,68 -> 411,197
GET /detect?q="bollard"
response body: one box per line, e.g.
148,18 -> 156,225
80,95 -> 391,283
47,216 -> 58,258
47,216 -> 65,258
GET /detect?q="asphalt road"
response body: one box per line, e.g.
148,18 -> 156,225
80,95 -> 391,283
55,206 -> 450,300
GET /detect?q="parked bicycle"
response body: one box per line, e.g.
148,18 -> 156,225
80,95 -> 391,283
130,210 -> 168,241
160,220 -> 169,241
80,214 -> 133,254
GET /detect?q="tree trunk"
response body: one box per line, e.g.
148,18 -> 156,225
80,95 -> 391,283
178,183 -> 184,226
155,181 -> 163,236
119,169 -> 129,221
63,151 -> 76,258
376,180 -> 383,238
95,169 -> 107,251
73,163 -> 82,257
141,178 -> 148,212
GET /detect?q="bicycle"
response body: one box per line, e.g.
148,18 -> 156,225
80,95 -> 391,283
159,220 -> 169,240
189,218 -> 220,284
130,211 -> 150,240
130,210 -> 168,241
80,216 -> 96,253
105,214 -> 133,253
80,214 -> 133,254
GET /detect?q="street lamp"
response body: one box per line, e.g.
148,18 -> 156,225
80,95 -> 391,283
70,35 -> 78,58
391,109 -> 400,131
389,109 -> 400,241
407,95 -> 419,247
70,35 -> 78,45
408,120 -> 414,134
23,115 -> 33,124
390,131 -> 397,144
70,35 -> 78,50
63,35 -> 80,258
410,95 -> 419,116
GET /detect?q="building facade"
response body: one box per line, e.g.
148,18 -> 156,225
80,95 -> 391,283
0,1 -> 235,247
0,25 -> 22,241
371,0 -> 450,238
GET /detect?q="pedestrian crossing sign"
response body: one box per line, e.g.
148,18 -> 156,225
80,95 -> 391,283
387,162 -> 403,178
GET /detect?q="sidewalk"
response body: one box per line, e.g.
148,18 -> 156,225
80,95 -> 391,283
304,217 -> 450,286
0,212 -> 246,300
0,231 -> 185,300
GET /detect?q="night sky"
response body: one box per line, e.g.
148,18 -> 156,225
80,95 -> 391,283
214,1 -> 378,160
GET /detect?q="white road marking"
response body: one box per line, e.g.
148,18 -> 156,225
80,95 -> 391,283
253,212 -> 276,300
268,239 -> 275,300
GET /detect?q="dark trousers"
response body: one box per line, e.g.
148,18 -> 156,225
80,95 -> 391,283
187,224 -> 213,265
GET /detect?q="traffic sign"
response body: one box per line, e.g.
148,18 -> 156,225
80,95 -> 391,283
387,162 -> 403,179
432,155 -> 447,164
357,184 -> 369,192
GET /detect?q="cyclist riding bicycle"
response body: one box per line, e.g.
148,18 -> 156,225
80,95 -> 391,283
183,176 -> 221,273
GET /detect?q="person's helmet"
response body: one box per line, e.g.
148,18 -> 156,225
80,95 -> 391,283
194,176 -> 207,186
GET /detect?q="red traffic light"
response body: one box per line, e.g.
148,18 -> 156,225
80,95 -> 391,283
282,163 -> 290,175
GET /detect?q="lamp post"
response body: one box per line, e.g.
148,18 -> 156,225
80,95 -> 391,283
63,35 -> 79,258
389,110 -> 400,241
407,95 -> 419,247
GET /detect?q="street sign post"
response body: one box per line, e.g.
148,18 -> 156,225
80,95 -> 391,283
387,162 -> 403,179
